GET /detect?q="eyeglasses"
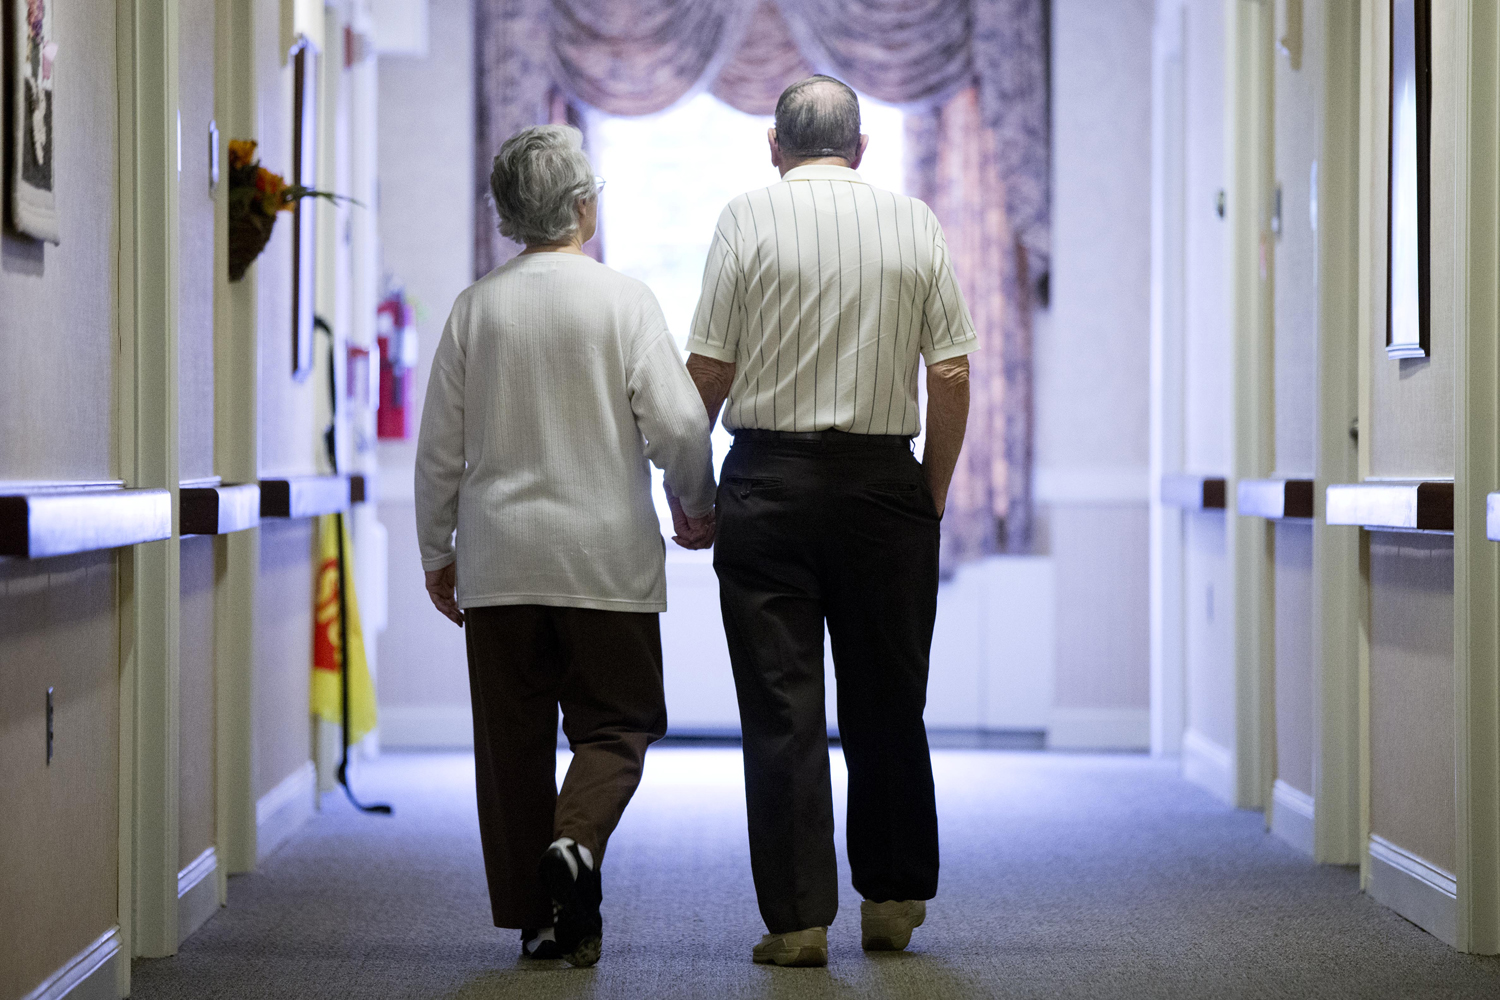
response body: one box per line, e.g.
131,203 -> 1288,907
594,176 -> 607,193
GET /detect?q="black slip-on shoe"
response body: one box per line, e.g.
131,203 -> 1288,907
540,839 -> 602,968
520,928 -> 561,960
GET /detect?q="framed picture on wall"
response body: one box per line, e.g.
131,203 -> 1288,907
1386,0 -> 1430,360
10,0 -> 59,242
290,36 -> 319,381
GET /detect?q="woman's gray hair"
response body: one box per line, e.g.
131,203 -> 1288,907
489,125 -> 595,246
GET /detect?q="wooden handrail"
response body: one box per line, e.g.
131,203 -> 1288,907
1160,474 -> 1228,510
0,486 -> 172,558
181,483 -> 261,535
1237,478 -> 1315,520
259,475 -> 349,519
1325,481 -> 1454,533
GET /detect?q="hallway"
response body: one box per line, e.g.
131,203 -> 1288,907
131,749 -> 1500,999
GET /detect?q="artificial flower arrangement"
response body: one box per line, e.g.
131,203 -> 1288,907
227,139 -> 351,281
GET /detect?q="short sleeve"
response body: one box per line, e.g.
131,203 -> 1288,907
919,212 -> 980,364
685,204 -> 746,363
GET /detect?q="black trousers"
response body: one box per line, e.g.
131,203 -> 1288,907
714,434 -> 941,933
464,604 -> 667,928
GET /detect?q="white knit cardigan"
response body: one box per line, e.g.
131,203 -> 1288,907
415,253 -> 716,612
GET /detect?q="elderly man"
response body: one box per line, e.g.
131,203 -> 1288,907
685,76 -> 976,966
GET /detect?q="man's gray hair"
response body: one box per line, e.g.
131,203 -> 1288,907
489,125 -> 595,246
774,76 -> 862,161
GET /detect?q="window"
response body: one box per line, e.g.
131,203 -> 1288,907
592,92 -> 905,527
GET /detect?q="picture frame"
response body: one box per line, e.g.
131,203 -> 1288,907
10,0 -> 59,242
1386,0 -> 1430,360
290,35 -> 319,381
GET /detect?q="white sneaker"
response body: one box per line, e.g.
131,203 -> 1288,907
860,899 -> 926,951
752,926 -> 828,967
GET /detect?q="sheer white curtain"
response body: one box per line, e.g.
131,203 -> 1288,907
473,0 -> 1048,557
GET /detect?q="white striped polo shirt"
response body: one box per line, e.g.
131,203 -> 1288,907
685,164 -> 978,437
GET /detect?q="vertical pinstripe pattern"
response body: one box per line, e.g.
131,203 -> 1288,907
687,165 -> 978,436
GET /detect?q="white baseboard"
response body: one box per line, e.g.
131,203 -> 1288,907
1368,834 -> 1458,947
315,717 -> 342,794
1046,707 -> 1150,750
1182,728 -> 1235,805
177,847 -> 220,944
22,927 -> 120,1000
1271,780 -> 1316,856
255,761 -> 316,863
379,703 -> 474,748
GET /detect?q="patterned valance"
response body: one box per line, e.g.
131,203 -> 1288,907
474,0 -> 1047,555
477,0 -> 1048,280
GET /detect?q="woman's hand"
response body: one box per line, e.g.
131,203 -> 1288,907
667,493 -> 717,550
424,564 -> 465,626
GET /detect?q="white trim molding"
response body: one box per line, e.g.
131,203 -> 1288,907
1271,780 -> 1316,857
177,847 -> 220,945
1046,707 -> 1150,751
21,927 -> 121,1000
1368,834 -> 1458,947
1182,728 -> 1236,805
1033,467 -> 1151,506
379,704 -> 475,749
255,761 -> 317,863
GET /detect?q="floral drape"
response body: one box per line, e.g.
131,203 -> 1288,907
474,0 -> 1047,558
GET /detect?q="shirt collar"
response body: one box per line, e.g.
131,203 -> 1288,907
780,164 -> 866,184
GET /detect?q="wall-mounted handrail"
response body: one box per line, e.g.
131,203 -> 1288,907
0,486 -> 172,558
259,475 -> 349,519
1160,474 -> 1228,510
1237,478 -> 1315,520
181,483 -> 262,535
1325,481 -> 1454,533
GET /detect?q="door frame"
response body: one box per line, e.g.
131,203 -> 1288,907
116,0 -> 185,976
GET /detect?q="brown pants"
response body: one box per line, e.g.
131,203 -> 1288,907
465,604 -> 667,929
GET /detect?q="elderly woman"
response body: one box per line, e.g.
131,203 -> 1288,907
415,124 -> 716,968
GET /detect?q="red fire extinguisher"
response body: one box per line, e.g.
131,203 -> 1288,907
376,289 -> 416,439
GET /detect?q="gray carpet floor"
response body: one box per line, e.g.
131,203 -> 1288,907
131,748 -> 1500,999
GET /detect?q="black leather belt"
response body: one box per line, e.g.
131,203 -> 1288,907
733,429 -> 913,448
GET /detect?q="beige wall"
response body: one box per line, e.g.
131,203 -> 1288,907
254,519 -> 316,799
1361,0 -> 1465,879
1366,1 -> 1460,480
1185,509 -> 1235,748
1175,0 -> 1236,760
255,0 -> 318,479
1041,0 -> 1153,475
1272,0 -> 1321,478
248,0 -> 322,805
375,0 -> 476,722
180,0 -> 219,482
1268,0 -> 1323,804
180,536 -> 218,865
1041,0 -> 1153,731
1180,0 -> 1231,477
0,553 -> 120,999
1273,522 -> 1314,795
1369,535 -> 1456,872
0,2 -> 118,482
0,4 -> 123,996
1051,505 -> 1150,709
178,0 -> 220,880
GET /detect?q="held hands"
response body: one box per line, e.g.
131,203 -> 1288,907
667,491 -> 717,550
424,564 -> 465,627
